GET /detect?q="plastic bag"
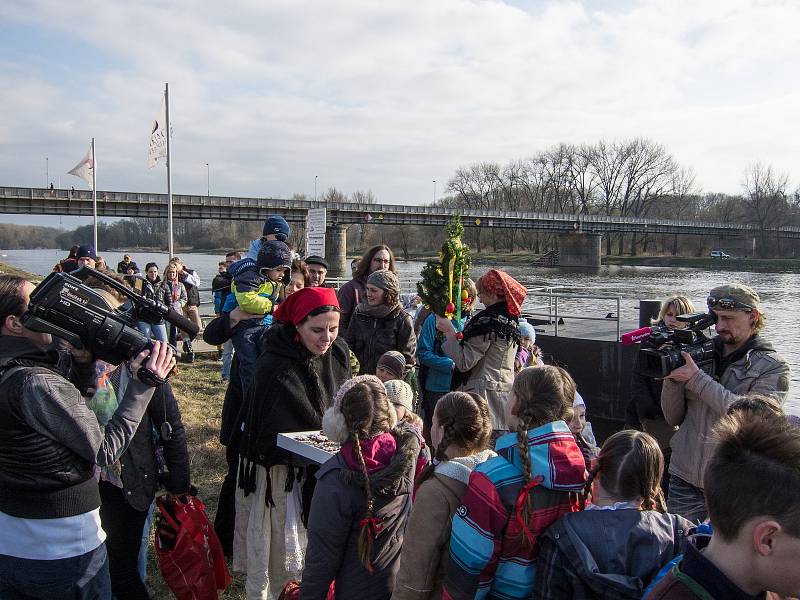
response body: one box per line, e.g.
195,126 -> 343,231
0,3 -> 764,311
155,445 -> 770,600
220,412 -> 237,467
155,494 -> 232,600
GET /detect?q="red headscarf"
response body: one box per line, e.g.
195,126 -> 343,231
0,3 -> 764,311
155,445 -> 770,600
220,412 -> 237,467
273,287 -> 340,325
479,269 -> 527,316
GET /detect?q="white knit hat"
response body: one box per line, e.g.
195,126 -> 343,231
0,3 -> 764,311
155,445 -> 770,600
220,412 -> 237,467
574,391 -> 586,408
384,379 -> 414,413
322,375 -> 397,443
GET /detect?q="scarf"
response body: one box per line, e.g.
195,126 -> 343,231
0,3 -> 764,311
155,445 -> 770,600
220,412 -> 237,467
341,432 -> 397,474
354,301 -> 398,320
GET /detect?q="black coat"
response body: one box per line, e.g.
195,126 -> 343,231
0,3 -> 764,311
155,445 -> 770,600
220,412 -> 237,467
238,324 -> 351,473
344,304 -> 416,376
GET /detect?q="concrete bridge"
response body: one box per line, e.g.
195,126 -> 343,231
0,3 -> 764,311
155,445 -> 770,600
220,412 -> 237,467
3,186 -> 798,273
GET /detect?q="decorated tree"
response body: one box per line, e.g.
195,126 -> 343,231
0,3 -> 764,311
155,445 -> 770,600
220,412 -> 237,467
417,214 -> 473,319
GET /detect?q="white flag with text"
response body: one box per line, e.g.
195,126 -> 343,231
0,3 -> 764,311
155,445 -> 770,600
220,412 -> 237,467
67,143 -> 95,189
148,94 -> 168,168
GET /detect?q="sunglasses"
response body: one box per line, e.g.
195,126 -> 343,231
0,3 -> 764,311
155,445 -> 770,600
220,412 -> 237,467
707,296 -> 753,312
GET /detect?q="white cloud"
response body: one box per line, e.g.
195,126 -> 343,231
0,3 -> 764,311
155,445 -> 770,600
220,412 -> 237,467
0,0 -> 797,208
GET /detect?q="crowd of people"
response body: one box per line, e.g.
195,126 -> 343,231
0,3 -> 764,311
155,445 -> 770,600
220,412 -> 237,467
0,214 -> 797,600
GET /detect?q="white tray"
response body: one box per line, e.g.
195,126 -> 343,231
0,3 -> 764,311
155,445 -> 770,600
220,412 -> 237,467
277,430 -> 338,464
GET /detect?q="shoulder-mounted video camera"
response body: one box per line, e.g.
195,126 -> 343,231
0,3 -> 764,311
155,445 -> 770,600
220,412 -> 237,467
22,267 -> 200,369
638,311 -> 717,379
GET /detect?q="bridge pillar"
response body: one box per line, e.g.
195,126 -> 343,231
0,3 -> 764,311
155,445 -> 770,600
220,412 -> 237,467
558,233 -> 602,268
325,225 -> 348,277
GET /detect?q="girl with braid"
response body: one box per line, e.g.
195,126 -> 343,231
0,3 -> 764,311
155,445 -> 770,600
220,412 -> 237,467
443,366 -> 587,600
392,392 -> 496,600
533,430 -> 692,600
300,376 -> 420,600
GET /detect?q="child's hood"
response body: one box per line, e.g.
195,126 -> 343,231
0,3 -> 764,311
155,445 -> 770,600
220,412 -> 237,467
492,420 -> 586,491
543,509 -> 690,599
226,257 -> 257,277
435,449 -> 497,486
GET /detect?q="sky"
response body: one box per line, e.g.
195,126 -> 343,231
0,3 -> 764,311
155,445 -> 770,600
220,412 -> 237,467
1,0 -> 798,229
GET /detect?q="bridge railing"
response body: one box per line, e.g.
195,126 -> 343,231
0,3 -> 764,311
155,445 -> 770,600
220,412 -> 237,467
523,288 -> 622,340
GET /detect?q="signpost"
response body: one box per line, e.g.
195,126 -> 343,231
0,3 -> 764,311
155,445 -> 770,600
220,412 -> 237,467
306,208 -> 327,256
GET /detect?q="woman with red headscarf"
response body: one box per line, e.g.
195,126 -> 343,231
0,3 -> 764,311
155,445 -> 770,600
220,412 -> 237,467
233,287 -> 351,599
436,269 -> 527,436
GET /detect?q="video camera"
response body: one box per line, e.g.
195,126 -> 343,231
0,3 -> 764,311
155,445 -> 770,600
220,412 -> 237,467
22,267 -> 200,367
637,311 -> 717,379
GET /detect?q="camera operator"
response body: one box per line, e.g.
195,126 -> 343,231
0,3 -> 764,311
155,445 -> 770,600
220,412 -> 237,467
0,275 -> 175,598
661,283 -> 790,523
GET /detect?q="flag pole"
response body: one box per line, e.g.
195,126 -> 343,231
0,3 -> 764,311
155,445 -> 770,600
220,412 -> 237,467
165,82 -> 174,258
91,137 -> 98,252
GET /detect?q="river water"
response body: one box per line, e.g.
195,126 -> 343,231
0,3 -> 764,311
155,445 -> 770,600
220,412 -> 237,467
2,248 -> 797,413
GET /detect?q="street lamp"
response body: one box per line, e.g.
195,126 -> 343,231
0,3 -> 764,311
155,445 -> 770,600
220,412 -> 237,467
314,175 -> 318,202
433,180 -> 436,203
46,157 -> 49,188
206,163 -> 210,197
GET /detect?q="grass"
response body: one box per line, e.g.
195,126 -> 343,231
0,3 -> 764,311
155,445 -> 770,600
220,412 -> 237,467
146,357 -> 247,599
0,260 -> 40,280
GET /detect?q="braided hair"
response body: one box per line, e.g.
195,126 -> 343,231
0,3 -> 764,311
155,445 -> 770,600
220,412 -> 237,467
511,366 -> 576,546
338,378 -> 395,571
583,429 -> 666,512
415,391 -> 492,490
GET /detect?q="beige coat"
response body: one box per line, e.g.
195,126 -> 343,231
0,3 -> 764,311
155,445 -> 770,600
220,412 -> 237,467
442,335 -> 517,430
392,450 -> 496,600
661,341 -> 790,489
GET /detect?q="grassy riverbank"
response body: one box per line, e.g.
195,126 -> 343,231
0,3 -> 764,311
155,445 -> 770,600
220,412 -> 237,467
0,260 -> 40,280
147,357 -> 247,598
602,255 -> 800,272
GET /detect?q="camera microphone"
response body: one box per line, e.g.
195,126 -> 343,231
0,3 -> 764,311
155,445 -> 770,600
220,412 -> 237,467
620,326 -> 653,346
165,306 -> 200,339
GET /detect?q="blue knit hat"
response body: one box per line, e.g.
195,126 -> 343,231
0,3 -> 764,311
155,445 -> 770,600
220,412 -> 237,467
262,215 -> 290,241
257,239 -> 292,270
76,245 -> 96,260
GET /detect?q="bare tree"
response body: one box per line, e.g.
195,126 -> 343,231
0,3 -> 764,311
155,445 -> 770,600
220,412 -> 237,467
742,163 -> 789,257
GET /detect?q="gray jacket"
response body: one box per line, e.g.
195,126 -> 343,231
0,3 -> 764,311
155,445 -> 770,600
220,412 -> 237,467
442,334 -> 516,430
661,335 -> 790,488
534,509 -> 691,600
300,427 -> 420,600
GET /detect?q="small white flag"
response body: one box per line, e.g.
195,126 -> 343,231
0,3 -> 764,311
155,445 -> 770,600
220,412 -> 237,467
67,143 -> 95,189
148,93 -> 169,168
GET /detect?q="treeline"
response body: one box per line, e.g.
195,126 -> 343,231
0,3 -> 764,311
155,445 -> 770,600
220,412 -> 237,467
436,138 -> 800,258
0,223 -> 64,249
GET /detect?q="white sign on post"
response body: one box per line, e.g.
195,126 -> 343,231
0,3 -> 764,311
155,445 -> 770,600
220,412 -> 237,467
306,208 -> 327,257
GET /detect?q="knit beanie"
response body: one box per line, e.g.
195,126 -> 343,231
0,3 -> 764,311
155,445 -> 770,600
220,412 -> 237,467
376,351 -> 406,379
76,245 -> 97,260
367,270 -> 399,295
384,379 -> 413,413
323,375 -> 397,443
262,215 -> 290,241
257,239 -> 293,270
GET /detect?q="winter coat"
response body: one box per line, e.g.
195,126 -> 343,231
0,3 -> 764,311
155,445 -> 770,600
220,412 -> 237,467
661,335 -> 790,489
212,271 -> 232,313
534,509 -> 691,600
443,421 -> 587,600
337,277 -> 367,332
441,314 -> 517,431
417,313 -> 455,393
300,427 -> 421,600
392,450 -> 496,600
223,257 -> 281,316
238,323 -> 351,473
344,303 -> 417,377
178,268 -> 200,306
629,322 -> 667,423
158,280 -> 187,312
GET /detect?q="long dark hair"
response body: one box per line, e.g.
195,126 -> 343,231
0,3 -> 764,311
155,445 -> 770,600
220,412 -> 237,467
354,245 -> 398,280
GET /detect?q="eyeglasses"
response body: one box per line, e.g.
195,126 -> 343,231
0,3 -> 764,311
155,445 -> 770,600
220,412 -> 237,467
707,296 -> 753,312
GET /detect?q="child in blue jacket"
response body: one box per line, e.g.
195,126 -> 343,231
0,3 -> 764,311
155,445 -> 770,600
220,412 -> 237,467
225,239 -> 292,393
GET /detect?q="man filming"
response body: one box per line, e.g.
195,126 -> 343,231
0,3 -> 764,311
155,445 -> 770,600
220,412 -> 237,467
0,275 -> 175,598
661,283 -> 790,523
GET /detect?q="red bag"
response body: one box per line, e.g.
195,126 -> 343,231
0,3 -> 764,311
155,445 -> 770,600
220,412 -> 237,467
156,494 -> 232,600
278,579 -> 335,600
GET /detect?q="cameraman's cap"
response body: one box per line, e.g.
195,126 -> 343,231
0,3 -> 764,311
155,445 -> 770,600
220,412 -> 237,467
262,215 -> 290,242
76,245 -> 96,260
708,283 -> 760,311
305,255 -> 329,270
257,240 -> 293,270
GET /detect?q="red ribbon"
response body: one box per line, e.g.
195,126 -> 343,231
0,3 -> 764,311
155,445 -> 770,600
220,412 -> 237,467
515,475 -> 544,546
359,516 -> 384,539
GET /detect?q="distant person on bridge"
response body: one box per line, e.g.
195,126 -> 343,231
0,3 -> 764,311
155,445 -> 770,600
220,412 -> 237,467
660,283 -> 790,523
53,245 -> 79,273
435,269 -> 526,436
304,255 -> 328,287
338,244 -> 398,332
246,215 -> 290,260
